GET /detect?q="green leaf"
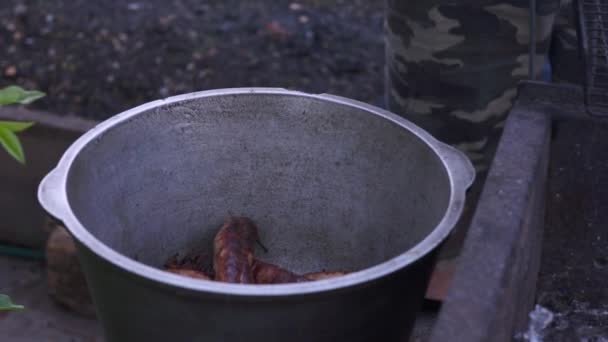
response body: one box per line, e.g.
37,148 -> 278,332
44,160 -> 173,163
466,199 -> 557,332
0,86 -> 45,106
0,126 -> 26,164
0,294 -> 24,311
0,121 -> 34,133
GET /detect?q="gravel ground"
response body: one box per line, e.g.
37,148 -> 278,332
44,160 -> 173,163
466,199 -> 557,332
0,0 -> 384,120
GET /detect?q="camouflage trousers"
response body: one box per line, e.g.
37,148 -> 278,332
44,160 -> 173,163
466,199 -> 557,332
386,0 -> 579,175
386,0 -> 581,261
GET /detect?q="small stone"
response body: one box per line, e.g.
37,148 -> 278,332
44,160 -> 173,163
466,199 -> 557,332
111,38 -> 123,51
4,65 -> 17,77
186,62 -> 195,71
159,14 -> 176,27
12,31 -> 23,41
111,61 -> 120,70
194,4 -> 208,15
106,75 -> 115,83
127,2 -> 142,11
289,3 -> 303,11
24,37 -> 34,45
298,15 -> 309,24
14,4 -> 27,15
527,305 -> 554,341
265,20 -> 290,40
554,316 -> 569,330
197,69 -> 209,79
46,14 -> 54,24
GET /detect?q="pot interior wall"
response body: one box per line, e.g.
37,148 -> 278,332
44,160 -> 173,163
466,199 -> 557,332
66,93 -> 450,273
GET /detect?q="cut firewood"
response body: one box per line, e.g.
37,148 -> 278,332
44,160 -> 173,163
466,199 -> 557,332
45,223 -> 95,317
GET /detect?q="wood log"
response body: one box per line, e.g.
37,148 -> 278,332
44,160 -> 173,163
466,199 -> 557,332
45,222 -> 96,317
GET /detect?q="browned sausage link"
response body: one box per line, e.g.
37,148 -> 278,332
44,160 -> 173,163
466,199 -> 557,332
304,271 -> 347,281
213,216 -> 260,283
252,259 -> 309,284
166,267 -> 212,280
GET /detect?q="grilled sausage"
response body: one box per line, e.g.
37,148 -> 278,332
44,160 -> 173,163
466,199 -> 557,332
213,216 -> 260,283
252,259 -> 309,284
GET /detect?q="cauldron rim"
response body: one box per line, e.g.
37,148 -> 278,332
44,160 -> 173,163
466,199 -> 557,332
38,87 -> 474,297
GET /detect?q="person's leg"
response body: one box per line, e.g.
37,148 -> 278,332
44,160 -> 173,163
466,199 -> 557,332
385,0 -> 562,300
549,0 -> 584,85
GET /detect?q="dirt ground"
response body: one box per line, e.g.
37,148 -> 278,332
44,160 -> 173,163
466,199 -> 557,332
0,0 -> 384,120
535,120 -> 608,341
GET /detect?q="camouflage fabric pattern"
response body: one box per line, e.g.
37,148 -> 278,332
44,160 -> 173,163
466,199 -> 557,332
551,0 -> 583,84
385,0 -> 578,174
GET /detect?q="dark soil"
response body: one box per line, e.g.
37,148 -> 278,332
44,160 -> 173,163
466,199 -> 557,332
0,0 -> 384,120
535,121 -> 608,341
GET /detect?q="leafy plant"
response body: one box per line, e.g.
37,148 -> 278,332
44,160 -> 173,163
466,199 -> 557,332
0,294 -> 24,311
0,86 -> 45,164
0,85 -> 44,311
